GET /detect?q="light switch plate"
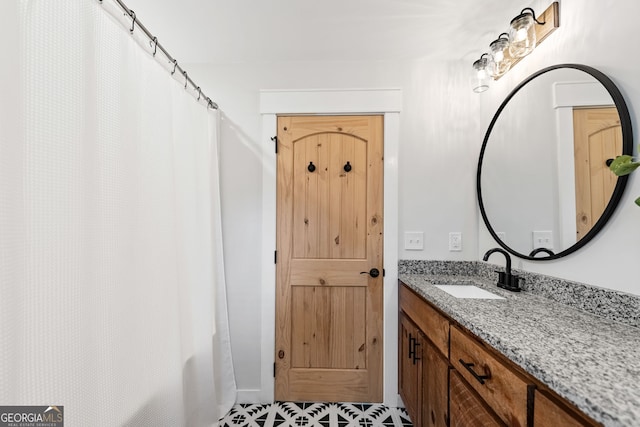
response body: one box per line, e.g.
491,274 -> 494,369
404,232 -> 424,250
532,230 -> 553,250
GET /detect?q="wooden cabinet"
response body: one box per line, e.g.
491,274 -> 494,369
399,284 -> 450,427
399,313 -> 423,425
399,281 -> 600,427
399,311 -> 450,427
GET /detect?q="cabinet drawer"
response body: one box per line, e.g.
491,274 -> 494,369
399,283 -> 450,356
450,326 -> 531,427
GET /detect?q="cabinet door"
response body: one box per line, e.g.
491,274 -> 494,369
450,370 -> 506,427
423,341 -> 449,427
399,313 -> 423,425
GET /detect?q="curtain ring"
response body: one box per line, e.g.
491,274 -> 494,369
150,37 -> 158,56
171,59 -> 178,75
197,87 -> 202,101
207,98 -> 214,109
183,71 -> 188,89
128,10 -> 136,33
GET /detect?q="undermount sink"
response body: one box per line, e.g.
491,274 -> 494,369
434,284 -> 505,300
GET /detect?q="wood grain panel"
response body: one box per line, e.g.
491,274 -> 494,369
276,115 -> 383,402
399,284 -> 450,357
424,343 -> 450,427
399,313 -> 423,426
290,259 -> 369,286
534,389 -> 598,426
451,326 -> 530,427
573,107 -> 622,241
290,286 -> 367,369
450,370 -> 506,427
287,368 -> 370,402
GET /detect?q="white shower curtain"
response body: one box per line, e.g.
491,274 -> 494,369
0,1 -> 236,425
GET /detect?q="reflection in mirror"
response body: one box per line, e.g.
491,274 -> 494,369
478,65 -> 632,260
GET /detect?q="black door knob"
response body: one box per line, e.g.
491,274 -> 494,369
360,268 -> 380,278
343,161 -> 352,172
307,162 -> 316,172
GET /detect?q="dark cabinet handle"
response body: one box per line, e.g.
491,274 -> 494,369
360,268 -> 380,278
412,341 -> 421,365
343,161 -> 352,172
459,359 -> 491,385
307,162 -> 316,172
408,334 -> 421,365
408,334 -> 415,359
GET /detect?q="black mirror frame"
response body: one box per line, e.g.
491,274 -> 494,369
477,64 -> 634,261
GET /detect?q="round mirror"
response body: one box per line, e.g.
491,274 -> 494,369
477,64 -> 633,260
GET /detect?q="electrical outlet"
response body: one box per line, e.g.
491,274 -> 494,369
449,232 -> 462,251
404,231 -> 424,250
532,230 -> 553,250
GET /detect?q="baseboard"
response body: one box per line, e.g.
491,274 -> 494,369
237,389 -> 272,404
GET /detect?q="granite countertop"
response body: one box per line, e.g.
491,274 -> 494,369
399,273 -> 640,427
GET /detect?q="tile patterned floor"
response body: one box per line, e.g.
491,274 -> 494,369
219,402 -> 413,427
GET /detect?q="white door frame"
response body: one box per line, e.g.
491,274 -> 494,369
254,88 -> 402,406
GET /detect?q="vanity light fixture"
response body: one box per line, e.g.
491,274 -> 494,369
471,1 -> 559,92
471,53 -> 491,93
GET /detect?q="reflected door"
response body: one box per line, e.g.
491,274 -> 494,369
275,115 -> 384,402
573,107 -> 622,241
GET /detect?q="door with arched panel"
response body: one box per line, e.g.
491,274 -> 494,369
275,115 -> 384,402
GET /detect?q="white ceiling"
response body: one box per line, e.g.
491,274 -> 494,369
123,0 -> 532,64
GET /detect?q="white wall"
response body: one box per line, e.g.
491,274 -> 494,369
478,0 -> 640,296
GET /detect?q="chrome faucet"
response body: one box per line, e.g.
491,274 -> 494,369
483,248 -> 521,292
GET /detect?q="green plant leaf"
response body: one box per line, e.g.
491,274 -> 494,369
609,155 -> 640,176
635,196 -> 640,207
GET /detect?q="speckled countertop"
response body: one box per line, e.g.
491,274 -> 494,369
399,273 -> 640,427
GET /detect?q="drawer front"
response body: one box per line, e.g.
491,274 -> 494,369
450,326 -> 531,427
399,283 -> 450,356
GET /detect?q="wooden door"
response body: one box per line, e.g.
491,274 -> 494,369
275,115 -> 384,402
573,107 -> 622,240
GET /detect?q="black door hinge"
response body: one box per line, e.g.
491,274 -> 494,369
273,362 -> 276,377
274,250 -> 277,264
271,136 -> 278,153
383,268 -> 386,277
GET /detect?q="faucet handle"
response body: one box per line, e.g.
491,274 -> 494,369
494,270 -> 507,287
509,275 -> 522,291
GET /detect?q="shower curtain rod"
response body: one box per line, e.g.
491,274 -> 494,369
100,0 -> 219,110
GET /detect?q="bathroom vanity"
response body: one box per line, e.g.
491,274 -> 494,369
397,263 -> 640,427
